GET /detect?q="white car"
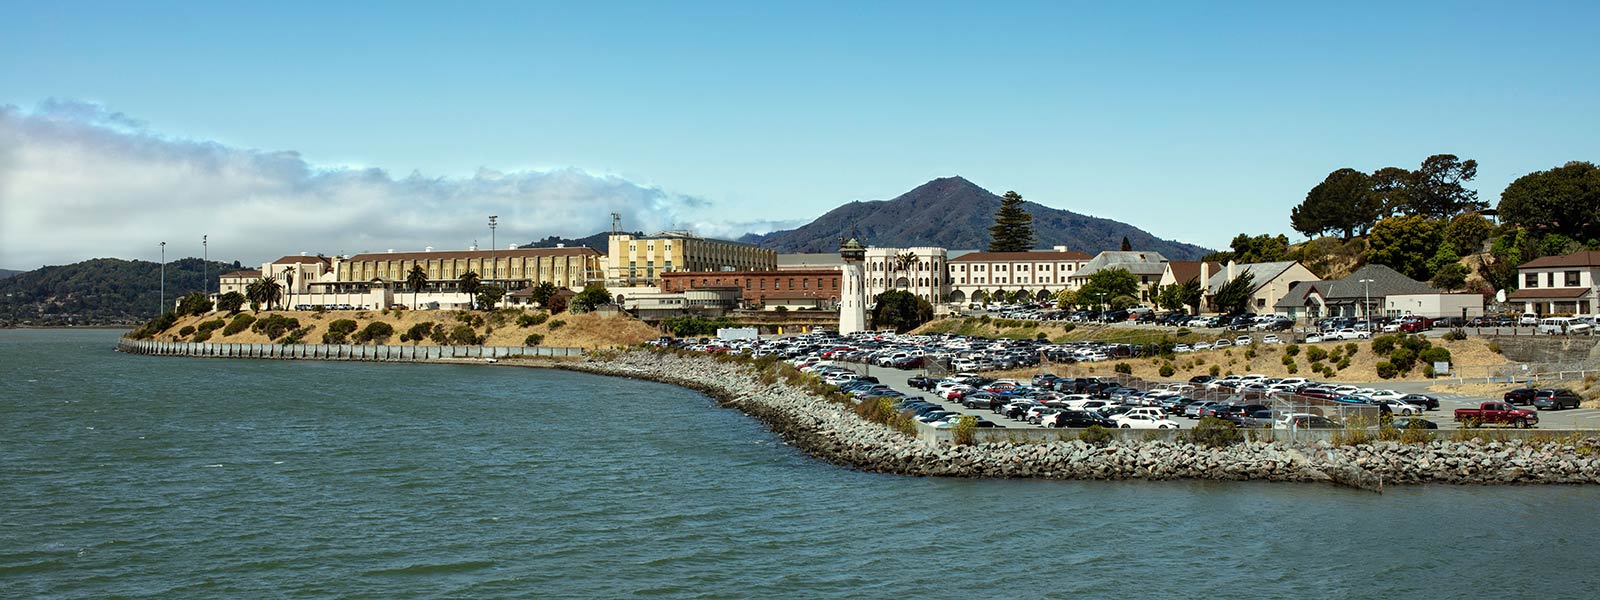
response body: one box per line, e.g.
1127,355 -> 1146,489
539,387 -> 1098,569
1367,390 -> 1407,403
1330,328 -> 1371,340
1114,414 -> 1182,429
1304,334 -> 1326,343
1192,342 -> 1212,351
1234,336 -> 1253,346
1261,334 -> 1282,344
1213,339 -> 1233,348
1173,344 -> 1192,353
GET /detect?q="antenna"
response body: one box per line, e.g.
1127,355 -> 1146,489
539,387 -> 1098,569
611,212 -> 621,236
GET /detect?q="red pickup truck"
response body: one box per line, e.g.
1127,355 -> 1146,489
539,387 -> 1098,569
1454,402 -> 1538,428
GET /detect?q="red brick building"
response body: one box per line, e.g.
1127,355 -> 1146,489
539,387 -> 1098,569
661,269 -> 841,306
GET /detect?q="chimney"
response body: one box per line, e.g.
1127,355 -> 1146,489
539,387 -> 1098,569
509,243 -> 517,250
425,246 -> 434,252
1226,260 -> 1237,281
386,249 -> 394,254
299,251 -> 307,256
1200,261 -> 1212,283
556,243 -> 565,249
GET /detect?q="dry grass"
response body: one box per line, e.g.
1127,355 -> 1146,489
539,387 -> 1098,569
150,308 -> 660,349
988,336 -> 1509,383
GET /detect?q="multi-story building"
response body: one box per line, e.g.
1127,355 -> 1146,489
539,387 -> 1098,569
216,269 -> 261,297
863,247 -> 949,307
1067,251 -> 1170,302
606,232 -> 777,287
661,269 -> 842,308
1506,250 -> 1600,315
231,247 -> 602,310
946,248 -> 1093,305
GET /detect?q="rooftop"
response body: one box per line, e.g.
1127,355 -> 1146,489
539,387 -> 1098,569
1521,251 -> 1600,269
949,250 -> 1093,263
1205,261 -> 1300,294
344,247 -> 600,262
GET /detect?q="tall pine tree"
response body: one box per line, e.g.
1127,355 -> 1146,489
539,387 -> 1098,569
987,191 -> 1035,252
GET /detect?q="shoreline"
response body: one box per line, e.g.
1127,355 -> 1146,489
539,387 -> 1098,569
117,338 -> 1600,488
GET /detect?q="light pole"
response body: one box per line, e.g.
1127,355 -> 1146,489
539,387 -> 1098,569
1359,278 -> 1375,333
488,215 -> 498,284
159,241 -> 167,315
202,235 -> 208,298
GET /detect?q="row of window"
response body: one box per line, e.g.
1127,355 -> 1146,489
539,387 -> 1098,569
1524,270 -> 1587,288
951,263 -> 1079,272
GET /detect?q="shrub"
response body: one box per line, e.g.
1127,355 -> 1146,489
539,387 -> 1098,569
448,325 -> 480,345
1422,364 -> 1436,378
1322,365 -> 1338,377
429,324 -> 448,345
1345,343 -> 1359,356
223,313 -> 256,336
1336,357 -> 1350,371
1078,425 -> 1113,446
1488,341 -> 1502,354
1285,344 -> 1301,357
193,329 -> 213,343
323,319 -> 359,344
1185,417 -> 1242,448
398,321 -> 431,343
353,321 -> 395,344
1443,328 -> 1468,341
1209,365 -> 1221,377
251,314 -> 300,340
1281,354 -> 1296,366
179,325 -> 196,337
1285,362 -> 1298,374
1305,346 -> 1328,362
1244,348 -> 1257,359
1159,364 -> 1176,377
1036,332 -> 1048,340
1419,346 -> 1452,365
1375,361 -> 1399,379
1114,362 -> 1133,375
952,416 -> 979,446
1389,347 -> 1417,372
1175,327 -> 1192,337
196,318 -> 226,335
524,333 -> 545,346
548,319 -> 566,330
517,312 -> 550,327
280,326 -> 312,345
1400,422 -> 1437,444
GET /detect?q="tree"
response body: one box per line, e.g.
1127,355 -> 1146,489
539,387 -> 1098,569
1211,271 -> 1256,314
1366,215 -> 1443,281
547,293 -> 569,314
1369,166 -> 1412,218
176,292 -> 213,316
528,281 -> 558,308
1431,263 -> 1470,291
570,283 -> 612,313
458,271 -> 481,302
406,264 -> 428,309
1155,284 -> 1185,312
1404,154 -> 1483,219
1291,168 -> 1378,239
1055,289 -> 1078,309
246,276 -> 282,312
871,290 -> 934,333
216,291 -> 245,314
1078,268 -> 1139,308
1226,233 -> 1291,263
1498,161 -> 1600,242
1177,279 -> 1204,315
972,289 -> 991,305
475,285 -> 506,310
1443,213 -> 1494,254
1120,236 -> 1132,251
986,191 -> 1035,252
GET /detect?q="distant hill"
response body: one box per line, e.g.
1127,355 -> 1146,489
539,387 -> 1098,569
0,258 -> 240,326
742,176 -> 1212,260
521,231 -> 641,252
0,269 -> 19,280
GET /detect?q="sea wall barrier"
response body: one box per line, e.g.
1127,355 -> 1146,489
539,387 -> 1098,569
116,338 -> 583,361
563,351 -> 1600,487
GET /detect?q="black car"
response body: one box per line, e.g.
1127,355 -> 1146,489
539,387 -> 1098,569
906,376 -> 935,390
1399,394 -> 1440,411
1504,388 -> 1537,405
1189,375 -> 1215,385
1044,410 -> 1117,429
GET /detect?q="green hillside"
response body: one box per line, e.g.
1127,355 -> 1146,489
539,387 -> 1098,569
0,257 -> 241,326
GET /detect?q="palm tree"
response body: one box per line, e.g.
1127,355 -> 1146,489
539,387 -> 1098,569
263,277 -> 283,311
406,264 -> 428,309
245,278 -> 264,312
458,271 -> 481,309
893,251 -> 917,289
281,269 -> 294,310
247,276 -> 282,312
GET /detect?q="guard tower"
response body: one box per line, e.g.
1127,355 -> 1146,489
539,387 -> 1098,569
838,237 -> 867,335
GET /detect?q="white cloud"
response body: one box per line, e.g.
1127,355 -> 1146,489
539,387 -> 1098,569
0,100 -> 764,269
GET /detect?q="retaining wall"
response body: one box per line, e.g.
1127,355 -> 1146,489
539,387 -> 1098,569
116,339 -> 583,361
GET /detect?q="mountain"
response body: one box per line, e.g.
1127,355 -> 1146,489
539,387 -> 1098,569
0,269 -> 19,280
743,176 -> 1212,260
0,257 -> 240,326
521,231 -> 642,252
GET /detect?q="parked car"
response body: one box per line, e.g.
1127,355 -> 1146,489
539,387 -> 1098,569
1454,402 -> 1538,428
1277,414 -> 1342,429
1114,414 -> 1181,429
1503,388 -> 1538,406
1398,394 -> 1440,411
1533,389 -> 1583,411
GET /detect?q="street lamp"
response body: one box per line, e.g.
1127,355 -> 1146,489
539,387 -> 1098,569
159,241 -> 166,315
202,235 -> 208,298
1359,278 -> 1375,333
488,215 -> 498,284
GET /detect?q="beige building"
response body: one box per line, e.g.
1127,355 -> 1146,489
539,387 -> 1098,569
1506,250 -> 1600,315
1204,260 -> 1319,313
946,248 -> 1093,305
216,269 -> 261,297
864,247 -> 949,307
606,232 -> 777,287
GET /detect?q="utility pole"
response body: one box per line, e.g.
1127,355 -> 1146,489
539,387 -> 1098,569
202,235 -> 208,298
488,215 -> 499,284
159,241 -> 167,315
1360,278 -> 1375,333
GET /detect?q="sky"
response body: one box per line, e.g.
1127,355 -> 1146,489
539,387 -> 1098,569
2,1 -> 1598,269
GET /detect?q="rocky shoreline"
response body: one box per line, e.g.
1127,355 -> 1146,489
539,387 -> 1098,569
560,351 -> 1600,488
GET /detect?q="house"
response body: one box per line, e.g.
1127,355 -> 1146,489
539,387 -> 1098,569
946,247 -> 1093,305
1274,264 -> 1439,320
1158,261 -> 1221,289
1067,251 -> 1169,302
1204,261 -> 1320,314
1505,250 -> 1600,316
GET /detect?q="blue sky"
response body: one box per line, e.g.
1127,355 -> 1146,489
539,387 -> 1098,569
3,1 -> 1598,268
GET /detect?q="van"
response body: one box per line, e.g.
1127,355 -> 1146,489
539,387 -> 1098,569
1520,313 -> 1540,326
1539,317 -> 1592,335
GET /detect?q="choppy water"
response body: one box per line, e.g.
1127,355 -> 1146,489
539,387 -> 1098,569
4,329 -> 1600,598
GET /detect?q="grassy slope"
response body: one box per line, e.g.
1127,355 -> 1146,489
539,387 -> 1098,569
148,308 -> 661,350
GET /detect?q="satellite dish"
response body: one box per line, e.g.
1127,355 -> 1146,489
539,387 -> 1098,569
1495,289 -> 1506,303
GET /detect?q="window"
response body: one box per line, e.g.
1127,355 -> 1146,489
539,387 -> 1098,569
1526,273 -> 1539,288
1566,271 -> 1581,287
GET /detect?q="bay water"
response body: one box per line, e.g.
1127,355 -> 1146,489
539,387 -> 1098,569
4,329 -> 1599,598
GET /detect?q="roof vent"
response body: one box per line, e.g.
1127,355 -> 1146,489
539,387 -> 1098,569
300,251 -> 308,256
556,243 -> 565,248
386,249 -> 394,253
425,246 -> 434,252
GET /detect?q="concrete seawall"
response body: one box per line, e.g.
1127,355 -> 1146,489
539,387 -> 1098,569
116,338 -> 584,361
